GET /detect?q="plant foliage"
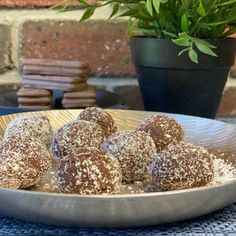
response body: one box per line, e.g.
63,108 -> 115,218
57,0 -> 236,63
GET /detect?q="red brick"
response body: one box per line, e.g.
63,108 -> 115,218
0,0 -> 98,7
0,22 -> 12,72
0,0 -> 97,8
217,87 -> 236,115
230,34 -> 236,78
0,0 -> 60,8
230,56 -> 236,77
19,20 -> 135,77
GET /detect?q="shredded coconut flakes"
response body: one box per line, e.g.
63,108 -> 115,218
209,158 -> 236,185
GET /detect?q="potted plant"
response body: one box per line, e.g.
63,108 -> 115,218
58,0 -> 236,118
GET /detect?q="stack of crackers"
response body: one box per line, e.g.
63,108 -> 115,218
18,58 -> 97,110
17,88 -> 52,110
62,86 -> 96,108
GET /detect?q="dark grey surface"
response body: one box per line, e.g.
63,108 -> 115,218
0,88 -> 124,115
0,203 -> 236,235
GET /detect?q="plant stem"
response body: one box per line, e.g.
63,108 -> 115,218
153,21 -> 164,38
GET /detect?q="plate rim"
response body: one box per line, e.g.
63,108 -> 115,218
0,179 -> 236,199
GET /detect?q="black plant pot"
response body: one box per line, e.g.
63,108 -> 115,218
130,37 -> 236,118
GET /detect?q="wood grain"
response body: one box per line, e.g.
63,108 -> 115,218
0,109 -> 154,139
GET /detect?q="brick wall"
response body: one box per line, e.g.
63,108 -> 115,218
0,22 -> 12,71
0,0 -> 96,7
19,20 -> 133,76
0,3 -> 235,115
230,34 -> 236,77
0,6 -> 135,84
0,0 -> 60,8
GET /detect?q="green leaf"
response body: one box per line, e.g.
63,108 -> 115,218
119,9 -> 139,17
195,38 -> 216,48
181,14 -> 189,32
178,47 -> 190,56
50,0 -> 65,9
146,0 -> 153,16
152,0 -> 168,13
207,20 -> 231,26
189,49 -> 198,63
138,22 -> 156,30
79,7 -> 95,22
197,1 -> 206,17
127,18 -> 135,36
218,0 -> 236,6
172,38 -> 191,46
228,5 -> 236,18
195,41 -> 217,57
152,0 -> 160,13
78,0 -> 88,4
78,0 -> 87,4
109,3 -> 120,19
178,32 -> 190,39
162,30 -> 177,38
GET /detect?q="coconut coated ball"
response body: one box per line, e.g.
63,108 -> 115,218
52,120 -> 105,159
101,130 -> 157,183
77,107 -> 117,137
151,142 -> 214,191
56,147 -> 121,194
137,115 -> 184,152
0,135 -> 51,189
4,114 -> 53,148
0,177 -> 21,189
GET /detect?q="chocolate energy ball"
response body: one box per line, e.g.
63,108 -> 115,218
4,114 -> 53,148
137,115 -> 184,152
101,130 -> 157,183
0,135 -> 51,189
151,142 -> 214,191
52,120 -> 105,159
77,107 -> 117,137
0,177 -> 21,189
57,147 -> 121,194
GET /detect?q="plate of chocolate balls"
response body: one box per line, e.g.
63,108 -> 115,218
0,108 -> 236,228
